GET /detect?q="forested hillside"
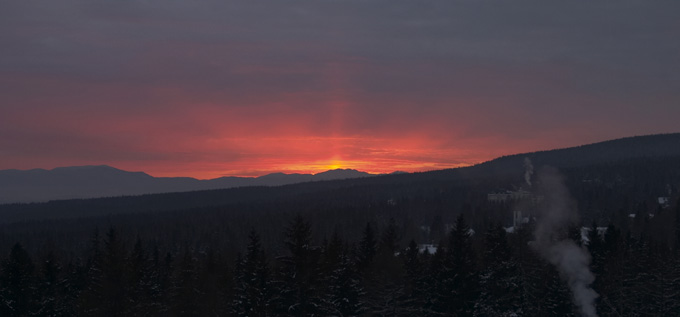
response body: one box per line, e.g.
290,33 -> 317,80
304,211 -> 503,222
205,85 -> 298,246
1,134 -> 680,315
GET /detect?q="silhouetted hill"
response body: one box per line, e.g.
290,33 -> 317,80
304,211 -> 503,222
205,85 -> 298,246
463,133 -> 680,181
0,166 -> 376,204
312,169 -> 372,180
1,133 -> 678,218
0,165 -> 155,203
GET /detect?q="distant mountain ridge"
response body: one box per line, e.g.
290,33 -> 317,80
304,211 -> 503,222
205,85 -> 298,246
2,133 -> 679,204
0,166 -> 374,204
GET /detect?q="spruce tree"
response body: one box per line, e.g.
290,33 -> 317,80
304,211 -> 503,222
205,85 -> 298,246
146,245 -> 172,315
675,199 -> 680,251
78,229 -> 104,315
318,234 -> 363,316
0,243 -> 35,316
520,251 -> 574,316
197,249 -> 226,315
475,224 -> 522,316
402,239 -> 426,314
435,214 -> 479,315
102,227 -> 127,316
127,237 -> 151,315
366,218 -> 406,315
35,251 -> 67,317
171,251 -> 200,316
357,222 -> 377,270
587,221 -> 605,313
232,229 -> 271,317
328,253 -> 364,316
378,218 -> 399,256
426,238 -> 446,313
597,224 -> 623,316
274,214 -> 320,316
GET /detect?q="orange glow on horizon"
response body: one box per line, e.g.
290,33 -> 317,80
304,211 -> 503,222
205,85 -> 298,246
0,87 -> 562,180
142,155 -> 476,180
3,4 -> 678,186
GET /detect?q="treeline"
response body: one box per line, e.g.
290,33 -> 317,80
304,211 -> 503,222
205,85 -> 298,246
3,207 -> 680,316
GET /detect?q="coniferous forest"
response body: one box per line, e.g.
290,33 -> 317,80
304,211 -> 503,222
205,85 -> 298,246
2,207 -> 680,316
2,136 -> 680,316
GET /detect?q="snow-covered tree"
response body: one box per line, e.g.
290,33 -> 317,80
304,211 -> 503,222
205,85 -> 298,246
0,243 -> 35,316
232,229 -> 272,317
433,214 -> 479,315
474,224 -> 523,316
318,234 -> 364,316
273,214 -> 321,316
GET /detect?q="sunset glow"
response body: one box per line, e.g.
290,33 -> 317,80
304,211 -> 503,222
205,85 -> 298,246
1,1 -> 679,179
137,136 -> 478,179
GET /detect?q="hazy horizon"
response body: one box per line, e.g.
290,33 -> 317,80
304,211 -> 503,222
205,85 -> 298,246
3,132 -> 677,179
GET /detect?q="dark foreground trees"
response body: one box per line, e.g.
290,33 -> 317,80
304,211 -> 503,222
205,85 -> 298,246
0,243 -> 34,316
1,213 -> 680,316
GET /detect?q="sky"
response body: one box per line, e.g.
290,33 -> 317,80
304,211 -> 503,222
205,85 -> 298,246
1,0 -> 679,179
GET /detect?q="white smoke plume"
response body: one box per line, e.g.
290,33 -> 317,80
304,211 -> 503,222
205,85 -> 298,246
533,167 -> 599,317
524,157 -> 534,186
